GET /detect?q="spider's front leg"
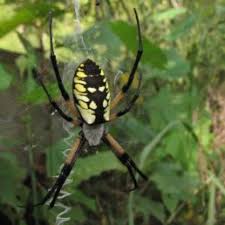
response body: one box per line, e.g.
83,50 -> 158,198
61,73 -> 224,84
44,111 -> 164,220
111,8 -> 143,112
34,135 -> 86,208
103,133 -> 147,191
48,12 -> 79,119
109,72 -> 142,121
32,69 -> 80,126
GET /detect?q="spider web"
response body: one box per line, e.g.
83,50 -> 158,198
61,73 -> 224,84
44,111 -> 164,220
59,0 -> 141,169
0,1 -> 136,224
54,1 -> 131,224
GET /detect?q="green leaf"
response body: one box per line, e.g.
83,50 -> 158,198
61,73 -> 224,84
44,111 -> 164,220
0,152 -> 25,205
150,48 -> 190,80
21,80 -> 59,104
0,64 -> 13,91
166,14 -> 197,40
82,21 -> 122,60
153,8 -> 187,21
109,21 -> 167,69
135,195 -> 165,223
120,117 -> 152,144
73,151 -> 123,186
162,194 -> 179,213
164,49 -> 190,78
162,127 -> 197,169
151,162 -> 199,201
147,87 -> 201,131
70,206 -> 86,223
72,190 -> 96,212
0,2 -> 62,38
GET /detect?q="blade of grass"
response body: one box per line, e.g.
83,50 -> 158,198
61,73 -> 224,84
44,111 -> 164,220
211,174 -> 225,196
206,181 -> 216,225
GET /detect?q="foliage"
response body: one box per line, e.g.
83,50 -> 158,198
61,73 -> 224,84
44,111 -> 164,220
0,0 -> 225,225
0,64 -> 13,90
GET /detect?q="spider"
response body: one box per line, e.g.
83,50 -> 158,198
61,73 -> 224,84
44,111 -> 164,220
32,8 -> 147,208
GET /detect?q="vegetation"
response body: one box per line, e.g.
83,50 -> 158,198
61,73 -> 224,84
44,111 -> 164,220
0,0 -> 225,225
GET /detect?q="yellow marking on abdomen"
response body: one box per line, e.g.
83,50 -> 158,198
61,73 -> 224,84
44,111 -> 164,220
104,108 -> 110,121
74,77 -> 86,85
73,90 -> 87,96
76,95 -> 89,102
77,106 -> 96,124
106,92 -> 110,100
98,86 -> 105,92
87,87 -> 97,93
77,71 -> 87,78
103,100 -> 108,108
79,101 -> 88,109
75,84 -> 86,92
89,101 -> 97,109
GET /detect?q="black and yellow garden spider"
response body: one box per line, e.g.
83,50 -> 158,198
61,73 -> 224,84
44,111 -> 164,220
33,8 -> 147,208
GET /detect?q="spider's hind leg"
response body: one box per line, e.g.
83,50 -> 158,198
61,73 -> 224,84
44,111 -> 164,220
35,164 -> 72,208
119,153 -> 148,191
34,135 -> 86,208
103,133 -> 148,191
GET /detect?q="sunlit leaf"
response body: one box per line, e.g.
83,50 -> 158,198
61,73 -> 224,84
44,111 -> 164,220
82,21 -> 122,60
0,1 -> 62,38
109,21 -> 167,69
153,8 -> 187,21
166,14 -> 197,40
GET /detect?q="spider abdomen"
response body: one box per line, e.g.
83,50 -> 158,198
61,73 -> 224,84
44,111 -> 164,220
73,59 -> 111,125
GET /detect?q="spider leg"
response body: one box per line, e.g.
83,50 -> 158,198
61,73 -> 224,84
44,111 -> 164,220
34,135 -> 86,208
49,12 -> 79,118
49,12 -> 70,102
32,69 -> 80,126
103,133 -> 147,191
109,72 -> 142,121
111,8 -> 143,110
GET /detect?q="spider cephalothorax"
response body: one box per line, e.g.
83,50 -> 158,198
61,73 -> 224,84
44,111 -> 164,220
32,8 -> 147,209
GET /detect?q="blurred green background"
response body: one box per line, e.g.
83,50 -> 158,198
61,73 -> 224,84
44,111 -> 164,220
0,0 -> 225,225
